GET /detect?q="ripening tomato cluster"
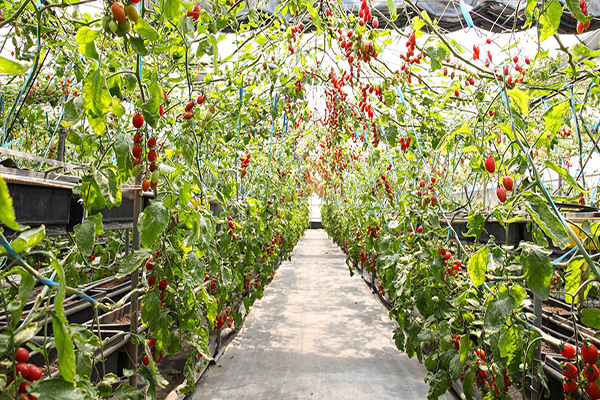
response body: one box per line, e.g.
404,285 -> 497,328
225,215 -> 237,241
286,24 -> 303,54
215,313 -> 234,330
145,251 -> 162,290
143,337 -> 166,366
186,4 -> 201,20
377,174 -> 394,203
240,153 -> 250,178
103,1 -> 140,37
560,342 -> 600,399
366,225 -> 380,239
204,273 -> 219,296
416,177 -> 438,209
450,333 -> 461,350
576,0 -> 591,34
5,348 -> 42,400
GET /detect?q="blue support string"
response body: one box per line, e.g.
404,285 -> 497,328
268,93 -> 278,164
552,247 -> 577,265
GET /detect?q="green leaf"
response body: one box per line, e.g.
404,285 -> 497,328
468,246 -> 489,286
543,102 -> 569,136
13,322 -> 41,344
385,0 -> 397,21
82,69 -> 112,116
538,0 -> 562,42
114,132 -> 134,181
0,174 -> 22,231
94,166 -> 122,209
426,370 -> 451,399
180,182 -> 191,206
113,384 -> 145,400
129,36 -> 149,56
138,366 -> 157,400
134,19 -> 159,42
79,41 -> 99,61
0,56 -> 33,75
565,257 -> 587,304
141,74 -> 162,128
581,309 -> 600,329
485,296 -> 516,333
520,242 -> 552,300
164,0 -> 181,22
424,42 -> 449,72
197,214 -> 215,257
29,377 -> 88,399
523,192 -> 570,249
7,267 -> 34,328
498,326 -> 519,362
464,211 -> 485,240
10,226 -> 45,254
449,353 -> 463,381
546,161 -> 587,193
573,44 -> 600,58
52,315 -> 76,382
112,96 -> 125,118
508,86 -> 530,116
199,285 -> 217,323
81,174 -> 107,214
74,214 -> 103,256
116,248 -> 153,279
62,97 -> 85,126
459,334 -> 470,363
51,257 -> 68,322
75,27 -> 98,45
565,0 -> 593,22
138,201 -> 169,248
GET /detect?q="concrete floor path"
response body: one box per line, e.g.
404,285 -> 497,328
191,230 -> 458,400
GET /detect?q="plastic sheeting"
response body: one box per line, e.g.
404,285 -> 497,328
229,0 -> 599,34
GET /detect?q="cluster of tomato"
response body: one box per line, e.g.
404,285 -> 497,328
286,24 -> 303,54
225,215 -> 237,241
262,234 -> 282,259
365,225 -> 380,239
142,337 -> 165,366
416,177 -> 438,208
576,0 -> 591,34
376,282 -> 386,298
473,348 -> 512,395
323,69 -> 349,131
204,274 -> 219,296
399,136 -> 412,152
186,4 -> 201,20
561,342 -> 600,399
240,153 -> 250,179
5,347 -> 42,400
103,1 -> 140,37
183,93 -> 205,121
450,333 -> 461,350
215,310 -> 234,330
378,174 -> 394,203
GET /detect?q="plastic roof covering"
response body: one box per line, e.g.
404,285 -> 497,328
226,0 -> 600,34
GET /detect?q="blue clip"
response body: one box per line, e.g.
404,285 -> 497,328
396,87 -> 406,106
459,0 -> 476,30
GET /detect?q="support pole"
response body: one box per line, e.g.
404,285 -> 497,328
128,176 -> 142,388
532,295 -> 542,397
56,127 -> 66,162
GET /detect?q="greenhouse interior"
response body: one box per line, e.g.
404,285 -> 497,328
3,0 -> 600,398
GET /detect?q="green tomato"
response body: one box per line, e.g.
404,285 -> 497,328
120,20 -> 131,33
132,165 -> 142,177
151,170 -> 160,183
109,20 -> 119,33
